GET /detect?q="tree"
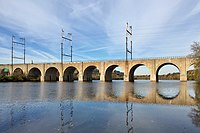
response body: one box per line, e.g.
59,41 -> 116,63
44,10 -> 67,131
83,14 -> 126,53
190,42 -> 200,83
188,83 -> 200,127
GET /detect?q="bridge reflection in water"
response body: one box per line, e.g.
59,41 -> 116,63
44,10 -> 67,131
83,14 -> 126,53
0,81 -> 198,106
0,81 -> 200,133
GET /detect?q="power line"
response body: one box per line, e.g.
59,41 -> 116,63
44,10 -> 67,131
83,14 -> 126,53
11,35 -> 25,71
61,29 -> 72,63
126,22 -> 133,60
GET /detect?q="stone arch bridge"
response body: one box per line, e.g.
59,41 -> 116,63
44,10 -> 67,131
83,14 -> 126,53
0,57 -> 195,82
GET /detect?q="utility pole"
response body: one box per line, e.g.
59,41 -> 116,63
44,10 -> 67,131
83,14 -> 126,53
61,29 -> 72,64
11,35 -> 26,71
126,22 -> 133,60
11,36 -> 14,72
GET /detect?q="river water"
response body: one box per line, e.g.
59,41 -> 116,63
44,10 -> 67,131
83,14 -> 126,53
0,80 -> 200,133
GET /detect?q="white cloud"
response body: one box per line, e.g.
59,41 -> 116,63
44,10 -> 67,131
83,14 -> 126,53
0,0 -> 199,65
185,1 -> 200,18
104,0 -> 184,55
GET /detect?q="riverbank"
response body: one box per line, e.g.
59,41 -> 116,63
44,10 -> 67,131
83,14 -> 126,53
0,75 -> 27,82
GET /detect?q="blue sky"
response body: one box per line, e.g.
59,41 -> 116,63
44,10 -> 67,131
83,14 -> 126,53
0,0 -> 199,74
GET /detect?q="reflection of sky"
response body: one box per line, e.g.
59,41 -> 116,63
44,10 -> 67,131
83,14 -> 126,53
188,88 -> 196,98
157,87 -> 180,99
1,101 -> 200,133
134,87 -> 150,99
0,81 -> 199,132
133,81 -> 151,99
187,81 -> 197,99
0,81 -> 197,105
104,81 -> 124,98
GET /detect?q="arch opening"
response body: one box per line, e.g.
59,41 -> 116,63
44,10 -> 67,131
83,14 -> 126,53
0,68 -> 10,76
156,63 -> 180,82
129,64 -> 150,82
28,67 -> 41,81
45,67 -> 60,82
63,66 -> 79,82
187,65 -> 195,81
83,66 -> 100,82
13,68 -> 23,76
105,65 -> 124,82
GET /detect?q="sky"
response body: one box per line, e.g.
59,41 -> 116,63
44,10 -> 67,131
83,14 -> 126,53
0,0 -> 199,74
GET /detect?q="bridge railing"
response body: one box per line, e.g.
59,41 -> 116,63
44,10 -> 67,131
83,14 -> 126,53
74,56 -> 192,63
0,56 -> 198,65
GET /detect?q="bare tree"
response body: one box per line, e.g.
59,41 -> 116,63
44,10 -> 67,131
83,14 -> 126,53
190,42 -> 200,83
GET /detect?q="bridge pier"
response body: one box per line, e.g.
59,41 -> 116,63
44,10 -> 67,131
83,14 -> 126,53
100,74 -> 105,81
180,74 -> 187,82
59,76 -> 63,82
100,62 -> 105,82
41,76 -> 44,82
150,74 -> 157,82
124,75 -> 129,81
79,74 -> 83,81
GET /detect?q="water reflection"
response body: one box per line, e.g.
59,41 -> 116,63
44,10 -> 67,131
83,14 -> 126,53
104,82 -> 121,99
156,82 -> 180,99
157,87 -> 180,99
58,83 -> 75,133
189,83 -> 200,127
7,103 -> 27,130
188,82 -> 196,99
0,81 -> 200,133
10,104 -> 14,128
189,104 -> 200,127
0,81 -> 197,106
132,82 -> 151,99
60,100 -> 74,133
126,101 -> 134,133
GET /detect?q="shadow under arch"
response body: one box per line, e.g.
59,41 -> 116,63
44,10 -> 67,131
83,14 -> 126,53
13,68 -> 23,76
28,67 -> 41,81
105,65 -> 123,82
63,66 -> 79,82
103,82 -> 120,99
83,66 -> 99,82
156,63 -> 180,82
0,68 -> 10,76
45,67 -> 60,82
129,64 -> 150,82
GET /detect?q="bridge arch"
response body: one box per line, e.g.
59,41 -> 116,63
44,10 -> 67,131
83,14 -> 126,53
63,66 -> 79,82
129,64 -> 150,82
28,67 -> 41,81
156,63 -> 180,82
105,65 -> 124,82
187,64 -> 195,81
187,63 -> 195,71
0,68 -> 10,76
83,65 -> 99,82
13,68 -> 23,76
45,67 -> 60,82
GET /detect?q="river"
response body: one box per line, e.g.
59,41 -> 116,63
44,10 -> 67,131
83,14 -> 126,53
0,80 -> 200,133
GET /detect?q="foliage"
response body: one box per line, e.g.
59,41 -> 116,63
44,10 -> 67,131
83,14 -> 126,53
190,42 -> 200,83
189,105 -> 200,127
189,84 -> 200,127
0,74 -> 27,82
